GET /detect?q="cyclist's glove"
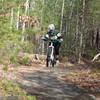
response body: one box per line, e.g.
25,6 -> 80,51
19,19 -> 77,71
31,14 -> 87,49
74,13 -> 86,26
50,36 -> 57,40
41,37 -> 48,41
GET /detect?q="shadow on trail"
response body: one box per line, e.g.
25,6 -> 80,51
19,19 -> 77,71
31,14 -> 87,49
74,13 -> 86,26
18,70 -> 96,100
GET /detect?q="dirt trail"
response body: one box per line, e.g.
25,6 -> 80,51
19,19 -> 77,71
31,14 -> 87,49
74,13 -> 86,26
16,63 -> 100,100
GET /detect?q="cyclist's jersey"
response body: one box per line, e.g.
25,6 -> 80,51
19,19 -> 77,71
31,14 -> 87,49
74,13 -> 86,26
44,31 -> 63,43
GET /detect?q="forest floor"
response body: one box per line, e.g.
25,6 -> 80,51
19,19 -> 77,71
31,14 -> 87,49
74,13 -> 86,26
0,53 -> 100,100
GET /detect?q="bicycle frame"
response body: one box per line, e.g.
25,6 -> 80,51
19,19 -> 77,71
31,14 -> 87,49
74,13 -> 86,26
49,42 -> 54,60
46,42 -> 55,67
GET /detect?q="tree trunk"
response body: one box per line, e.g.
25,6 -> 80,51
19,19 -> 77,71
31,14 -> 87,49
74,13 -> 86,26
17,7 -> 20,30
96,28 -> 100,49
10,8 -> 13,30
75,2 -> 79,62
25,0 -> 29,15
41,0 -> 44,27
21,22 -> 25,42
21,0 -> 29,42
67,0 -> 75,35
79,34 -> 83,63
60,0 -> 65,33
78,0 -> 85,63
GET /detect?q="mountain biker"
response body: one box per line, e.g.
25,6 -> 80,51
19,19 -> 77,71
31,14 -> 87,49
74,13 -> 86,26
42,24 -> 63,64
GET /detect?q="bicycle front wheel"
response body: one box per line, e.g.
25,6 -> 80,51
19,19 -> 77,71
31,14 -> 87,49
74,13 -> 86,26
46,59 -> 55,67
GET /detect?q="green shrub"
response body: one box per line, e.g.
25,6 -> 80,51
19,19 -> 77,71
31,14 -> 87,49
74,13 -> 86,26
18,41 -> 35,54
19,56 -> 31,65
22,56 -> 30,64
10,55 -> 31,65
27,44 -> 35,54
10,56 -> 18,64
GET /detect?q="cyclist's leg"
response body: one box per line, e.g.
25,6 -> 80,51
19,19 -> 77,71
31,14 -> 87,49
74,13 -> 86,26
54,42 -> 61,62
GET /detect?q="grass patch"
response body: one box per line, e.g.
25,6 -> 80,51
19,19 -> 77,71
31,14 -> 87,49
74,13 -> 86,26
10,56 -> 19,64
2,65 -> 8,71
19,56 -> 31,65
22,56 -> 30,64
0,60 -> 4,64
0,78 -> 36,100
10,55 -> 32,66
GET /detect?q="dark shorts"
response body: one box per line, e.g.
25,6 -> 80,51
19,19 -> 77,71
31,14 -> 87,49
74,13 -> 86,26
49,42 -> 61,56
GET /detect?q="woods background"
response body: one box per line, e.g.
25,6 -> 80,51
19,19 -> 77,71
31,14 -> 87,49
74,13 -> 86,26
0,0 -> 100,62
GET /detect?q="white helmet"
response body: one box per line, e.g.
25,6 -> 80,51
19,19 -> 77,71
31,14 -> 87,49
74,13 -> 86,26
48,24 -> 55,31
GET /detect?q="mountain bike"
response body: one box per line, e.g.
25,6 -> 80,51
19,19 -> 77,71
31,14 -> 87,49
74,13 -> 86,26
46,41 -> 56,67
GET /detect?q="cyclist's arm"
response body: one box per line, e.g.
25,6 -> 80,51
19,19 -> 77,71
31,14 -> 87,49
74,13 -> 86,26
57,33 -> 63,42
49,32 -> 63,41
42,34 -> 49,41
